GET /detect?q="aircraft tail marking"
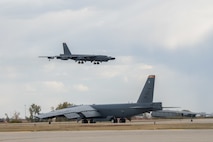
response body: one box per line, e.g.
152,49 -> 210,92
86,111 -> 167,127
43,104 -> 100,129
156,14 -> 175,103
63,43 -> 72,55
137,75 -> 155,104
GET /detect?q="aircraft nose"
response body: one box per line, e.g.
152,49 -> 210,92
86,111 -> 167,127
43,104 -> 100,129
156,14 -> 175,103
110,57 -> 115,60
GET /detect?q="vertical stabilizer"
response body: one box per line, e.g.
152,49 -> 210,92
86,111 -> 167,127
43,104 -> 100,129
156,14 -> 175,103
137,75 -> 155,103
63,43 -> 72,55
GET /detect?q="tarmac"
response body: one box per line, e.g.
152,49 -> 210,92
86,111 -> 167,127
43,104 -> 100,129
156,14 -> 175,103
0,119 -> 213,142
0,129 -> 213,142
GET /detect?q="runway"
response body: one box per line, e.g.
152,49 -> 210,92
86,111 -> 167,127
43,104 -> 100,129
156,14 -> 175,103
0,129 -> 213,142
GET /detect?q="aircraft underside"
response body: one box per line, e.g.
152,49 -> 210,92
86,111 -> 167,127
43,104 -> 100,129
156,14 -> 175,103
80,117 -> 127,124
76,60 -> 101,64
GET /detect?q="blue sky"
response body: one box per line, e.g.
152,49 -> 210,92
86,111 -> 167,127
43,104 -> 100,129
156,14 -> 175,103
0,0 -> 213,118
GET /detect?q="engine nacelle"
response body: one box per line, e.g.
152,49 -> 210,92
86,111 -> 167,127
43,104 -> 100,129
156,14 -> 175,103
48,57 -> 54,59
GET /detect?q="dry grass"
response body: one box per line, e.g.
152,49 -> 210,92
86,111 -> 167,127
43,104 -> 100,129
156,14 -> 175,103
0,120 -> 213,132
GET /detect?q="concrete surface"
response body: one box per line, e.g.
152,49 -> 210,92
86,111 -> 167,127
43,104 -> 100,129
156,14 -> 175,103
0,129 -> 213,142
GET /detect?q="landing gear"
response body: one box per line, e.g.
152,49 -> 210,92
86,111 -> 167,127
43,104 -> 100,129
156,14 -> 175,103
111,117 -> 118,123
78,61 -> 84,64
89,119 -> 96,123
48,119 -> 52,124
93,62 -> 100,65
111,117 -> 126,123
81,119 -> 96,123
119,118 -> 126,123
82,119 -> 88,123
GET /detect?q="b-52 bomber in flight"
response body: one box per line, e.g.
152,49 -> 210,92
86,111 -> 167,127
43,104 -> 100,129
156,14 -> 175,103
39,43 -> 115,64
36,75 -> 163,123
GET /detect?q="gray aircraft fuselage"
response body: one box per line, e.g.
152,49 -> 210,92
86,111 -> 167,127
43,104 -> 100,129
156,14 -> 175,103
36,75 -> 163,123
58,54 -> 115,62
40,43 -> 115,64
91,102 -> 162,119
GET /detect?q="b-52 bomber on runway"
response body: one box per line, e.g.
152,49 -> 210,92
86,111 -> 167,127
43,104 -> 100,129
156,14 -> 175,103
36,75 -> 163,123
39,43 -> 115,64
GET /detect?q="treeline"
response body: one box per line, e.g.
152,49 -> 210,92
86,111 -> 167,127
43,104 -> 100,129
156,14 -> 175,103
3,102 -> 73,123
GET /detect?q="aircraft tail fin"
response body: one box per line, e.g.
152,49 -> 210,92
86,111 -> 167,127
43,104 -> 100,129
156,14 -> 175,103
63,43 -> 72,55
137,75 -> 155,103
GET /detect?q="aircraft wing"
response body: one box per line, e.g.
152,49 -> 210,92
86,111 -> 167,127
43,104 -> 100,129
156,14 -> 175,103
36,105 -> 101,119
39,56 -> 55,60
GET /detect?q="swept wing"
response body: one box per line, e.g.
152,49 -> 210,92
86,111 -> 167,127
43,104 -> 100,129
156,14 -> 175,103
36,105 -> 101,119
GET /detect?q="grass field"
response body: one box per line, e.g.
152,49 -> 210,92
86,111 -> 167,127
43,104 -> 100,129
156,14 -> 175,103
0,119 -> 213,132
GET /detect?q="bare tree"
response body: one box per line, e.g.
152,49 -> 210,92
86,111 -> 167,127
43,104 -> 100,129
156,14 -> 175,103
10,111 -> 22,123
12,111 -> 20,120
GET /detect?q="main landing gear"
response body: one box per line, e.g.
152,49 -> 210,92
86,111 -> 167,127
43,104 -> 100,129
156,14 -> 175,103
82,119 -> 88,123
93,62 -> 100,65
119,118 -> 126,123
78,61 -> 84,64
81,119 -> 96,123
81,118 -> 126,124
111,117 -> 126,123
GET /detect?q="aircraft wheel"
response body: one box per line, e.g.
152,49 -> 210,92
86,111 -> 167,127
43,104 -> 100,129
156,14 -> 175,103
111,117 -> 118,123
82,119 -> 88,123
90,119 -> 96,123
119,118 -> 126,123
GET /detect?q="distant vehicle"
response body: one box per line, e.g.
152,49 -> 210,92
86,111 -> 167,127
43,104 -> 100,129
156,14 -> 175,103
39,43 -> 115,64
36,75 -> 162,123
